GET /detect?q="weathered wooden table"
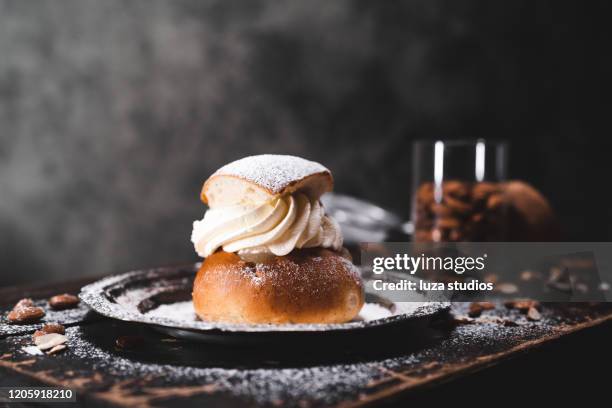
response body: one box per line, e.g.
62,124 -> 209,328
1,276 -> 611,407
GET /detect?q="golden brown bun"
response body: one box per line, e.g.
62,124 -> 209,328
193,248 -> 364,324
201,155 -> 333,207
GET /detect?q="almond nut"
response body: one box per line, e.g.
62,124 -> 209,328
41,323 -> 65,335
13,298 -> 34,310
34,333 -> 67,351
468,301 -> 496,317
47,344 -> 67,355
527,307 -> 541,321
48,294 -> 79,310
33,330 -> 46,339
504,299 -> 540,312
7,307 -> 45,324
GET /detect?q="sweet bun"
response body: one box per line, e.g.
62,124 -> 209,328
193,248 -> 364,324
202,155 -> 333,207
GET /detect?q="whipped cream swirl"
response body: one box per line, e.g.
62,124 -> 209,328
191,193 -> 343,258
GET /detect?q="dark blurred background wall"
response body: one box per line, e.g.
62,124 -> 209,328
1,0 -> 611,286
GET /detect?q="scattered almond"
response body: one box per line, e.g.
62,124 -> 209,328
32,323 -> 65,341
41,323 -> 65,335
22,346 -> 44,356
496,283 -> 518,294
519,270 -> 540,282
34,333 -> 67,351
477,301 -> 495,310
452,315 -> 475,325
46,344 -> 67,355
48,294 -> 79,310
7,306 -> 45,324
504,299 -> 540,313
527,307 -> 541,321
468,301 -> 496,317
14,298 -> 34,310
468,305 -> 482,318
33,330 -> 46,339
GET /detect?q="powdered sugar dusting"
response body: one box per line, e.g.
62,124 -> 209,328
358,303 -> 393,320
213,155 -> 330,194
146,301 -> 395,323
146,301 -> 197,322
59,325 -> 421,406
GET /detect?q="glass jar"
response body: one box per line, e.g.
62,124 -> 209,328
411,140 -> 508,242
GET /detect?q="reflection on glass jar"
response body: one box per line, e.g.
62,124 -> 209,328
412,140 -> 508,242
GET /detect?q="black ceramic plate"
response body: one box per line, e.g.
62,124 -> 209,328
79,263 -> 450,344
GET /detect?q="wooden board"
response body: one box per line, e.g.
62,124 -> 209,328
1,279 -> 611,407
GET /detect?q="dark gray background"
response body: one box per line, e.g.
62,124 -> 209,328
1,0 -> 611,286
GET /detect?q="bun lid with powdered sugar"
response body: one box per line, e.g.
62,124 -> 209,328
201,155 -> 334,207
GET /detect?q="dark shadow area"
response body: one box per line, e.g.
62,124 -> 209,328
387,319 -> 612,405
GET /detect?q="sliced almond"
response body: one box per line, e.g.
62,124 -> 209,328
34,333 -> 67,351
47,344 -> 67,355
527,307 -> 541,321
22,346 -> 44,356
32,323 -> 66,341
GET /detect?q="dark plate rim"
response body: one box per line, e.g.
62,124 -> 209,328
79,263 -> 450,333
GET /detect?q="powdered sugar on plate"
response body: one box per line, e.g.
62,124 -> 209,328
146,301 -> 396,323
358,303 -> 394,320
79,265 -> 450,334
146,301 -> 197,322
